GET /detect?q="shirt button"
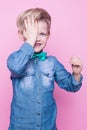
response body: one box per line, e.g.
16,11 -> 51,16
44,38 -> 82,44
37,124 -> 40,127
38,101 -> 41,104
34,59 -> 37,63
36,73 -> 41,78
25,72 -> 27,75
37,113 -> 40,115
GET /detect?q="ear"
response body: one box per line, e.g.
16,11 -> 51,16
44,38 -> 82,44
18,30 -> 25,41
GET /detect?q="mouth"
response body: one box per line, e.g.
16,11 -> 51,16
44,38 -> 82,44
34,42 -> 42,47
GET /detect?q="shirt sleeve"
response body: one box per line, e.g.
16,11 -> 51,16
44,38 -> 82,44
54,57 -> 83,92
7,42 -> 34,78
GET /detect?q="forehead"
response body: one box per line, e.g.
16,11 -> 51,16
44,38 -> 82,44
37,21 -> 48,32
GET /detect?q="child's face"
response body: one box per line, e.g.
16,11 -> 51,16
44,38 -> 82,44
34,20 -> 49,53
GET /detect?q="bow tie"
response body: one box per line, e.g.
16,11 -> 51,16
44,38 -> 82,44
32,52 -> 47,60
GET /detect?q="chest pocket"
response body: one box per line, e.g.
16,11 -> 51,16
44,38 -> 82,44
20,68 -> 35,91
41,70 -> 54,88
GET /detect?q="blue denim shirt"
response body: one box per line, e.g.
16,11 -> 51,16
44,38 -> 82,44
7,43 -> 83,130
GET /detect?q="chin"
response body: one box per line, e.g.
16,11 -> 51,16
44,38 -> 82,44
34,48 -> 42,53
34,50 -> 41,53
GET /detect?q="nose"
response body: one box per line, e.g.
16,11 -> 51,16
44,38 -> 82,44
36,34 -> 41,41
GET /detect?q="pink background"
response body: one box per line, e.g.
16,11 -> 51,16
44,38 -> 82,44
0,0 -> 87,130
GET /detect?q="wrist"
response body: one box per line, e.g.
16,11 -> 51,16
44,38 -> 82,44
25,39 -> 35,47
73,73 -> 81,82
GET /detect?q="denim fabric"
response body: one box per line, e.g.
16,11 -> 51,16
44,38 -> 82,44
7,43 -> 83,130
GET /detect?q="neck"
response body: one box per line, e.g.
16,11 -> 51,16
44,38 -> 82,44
34,50 -> 43,54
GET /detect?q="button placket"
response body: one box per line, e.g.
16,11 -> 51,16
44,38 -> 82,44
34,58 -> 38,64
36,73 -> 41,78
36,112 -> 41,129
33,59 -> 41,129
36,96 -> 41,129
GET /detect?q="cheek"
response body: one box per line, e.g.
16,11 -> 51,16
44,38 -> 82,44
43,37 -> 48,43
43,41 -> 47,46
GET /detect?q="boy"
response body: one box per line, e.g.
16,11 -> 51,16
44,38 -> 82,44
7,8 -> 83,130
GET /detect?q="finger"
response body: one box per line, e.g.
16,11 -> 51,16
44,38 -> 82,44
71,61 -> 82,66
72,64 -> 80,68
70,59 -> 83,68
71,60 -> 83,69
23,29 -> 26,36
27,16 -> 32,26
24,19 -> 28,29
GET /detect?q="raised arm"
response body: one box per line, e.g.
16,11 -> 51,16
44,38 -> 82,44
54,57 -> 83,92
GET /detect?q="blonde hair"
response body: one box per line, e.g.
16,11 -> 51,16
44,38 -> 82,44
16,8 -> 51,34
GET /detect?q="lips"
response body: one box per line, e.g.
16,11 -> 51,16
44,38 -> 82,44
34,42 -> 42,47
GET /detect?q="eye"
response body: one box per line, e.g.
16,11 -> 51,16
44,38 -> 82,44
40,33 -> 47,36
